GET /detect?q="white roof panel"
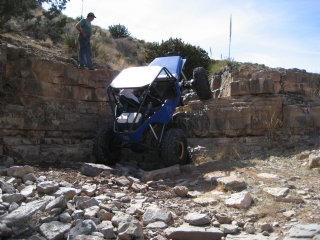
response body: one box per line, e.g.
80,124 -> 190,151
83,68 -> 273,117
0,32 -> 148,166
110,66 -> 163,88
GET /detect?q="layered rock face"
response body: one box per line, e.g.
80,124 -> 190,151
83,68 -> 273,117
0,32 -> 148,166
0,44 -> 117,165
176,64 -> 320,138
175,64 -> 320,158
1,43 -> 320,166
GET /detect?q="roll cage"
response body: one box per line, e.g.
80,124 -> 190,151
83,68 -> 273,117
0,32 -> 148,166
107,65 -> 181,150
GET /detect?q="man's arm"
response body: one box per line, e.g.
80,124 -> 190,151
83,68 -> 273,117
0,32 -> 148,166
75,21 -> 86,38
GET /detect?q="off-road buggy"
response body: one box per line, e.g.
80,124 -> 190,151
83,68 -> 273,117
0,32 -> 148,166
92,55 -> 211,168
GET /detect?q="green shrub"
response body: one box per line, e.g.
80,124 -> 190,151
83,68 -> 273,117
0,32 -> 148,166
208,58 -> 239,76
91,42 -> 101,58
227,59 -> 240,71
63,34 -> 78,53
145,37 -> 210,79
108,24 -> 130,38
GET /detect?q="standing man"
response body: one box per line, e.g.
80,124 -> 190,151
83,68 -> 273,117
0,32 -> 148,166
75,12 -> 96,70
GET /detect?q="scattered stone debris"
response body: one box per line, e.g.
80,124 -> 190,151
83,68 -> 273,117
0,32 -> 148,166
0,161 -> 319,239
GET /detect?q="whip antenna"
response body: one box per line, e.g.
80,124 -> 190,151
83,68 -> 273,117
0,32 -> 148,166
81,0 -> 84,18
228,14 -> 232,59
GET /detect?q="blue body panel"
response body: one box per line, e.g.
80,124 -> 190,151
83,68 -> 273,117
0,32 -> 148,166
148,56 -> 186,79
115,98 -> 179,143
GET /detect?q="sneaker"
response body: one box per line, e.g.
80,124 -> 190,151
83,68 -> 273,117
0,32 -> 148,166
88,68 -> 96,71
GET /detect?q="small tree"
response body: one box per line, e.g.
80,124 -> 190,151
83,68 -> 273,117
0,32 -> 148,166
145,38 -> 210,79
108,24 -> 130,38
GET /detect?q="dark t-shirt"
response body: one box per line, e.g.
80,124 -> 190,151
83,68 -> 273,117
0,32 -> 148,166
78,19 -> 92,37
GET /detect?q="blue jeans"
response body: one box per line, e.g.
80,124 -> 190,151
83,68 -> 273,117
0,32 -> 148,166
78,34 -> 93,69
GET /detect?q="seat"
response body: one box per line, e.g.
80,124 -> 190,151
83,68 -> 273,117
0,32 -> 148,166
119,95 -> 140,112
117,112 -> 143,130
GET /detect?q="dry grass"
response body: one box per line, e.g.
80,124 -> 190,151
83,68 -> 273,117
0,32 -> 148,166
263,112 -> 283,149
215,146 -> 242,161
249,157 -> 266,167
263,112 -> 282,135
2,33 -> 55,52
193,150 -> 214,165
39,39 -> 53,48
2,33 -> 26,42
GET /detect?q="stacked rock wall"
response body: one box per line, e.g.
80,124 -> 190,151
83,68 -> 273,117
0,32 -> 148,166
175,64 -> 320,158
0,44 -> 117,165
1,43 -> 320,166
178,63 -> 320,136
211,64 -> 320,98
176,96 -> 283,137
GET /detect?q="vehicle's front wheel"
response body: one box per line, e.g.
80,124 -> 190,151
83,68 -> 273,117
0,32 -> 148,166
161,128 -> 188,167
193,67 -> 212,100
92,124 -> 121,165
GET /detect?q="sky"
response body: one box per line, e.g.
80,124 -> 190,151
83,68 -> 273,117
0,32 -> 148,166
60,0 -> 320,73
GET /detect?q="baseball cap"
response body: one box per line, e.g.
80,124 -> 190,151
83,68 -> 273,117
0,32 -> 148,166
87,12 -> 96,18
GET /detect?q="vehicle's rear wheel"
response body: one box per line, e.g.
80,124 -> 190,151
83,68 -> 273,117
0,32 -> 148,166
161,128 -> 188,167
193,67 -> 212,100
92,124 -> 121,165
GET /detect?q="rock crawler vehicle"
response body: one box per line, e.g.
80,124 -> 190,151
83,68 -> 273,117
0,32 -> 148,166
93,55 -> 211,168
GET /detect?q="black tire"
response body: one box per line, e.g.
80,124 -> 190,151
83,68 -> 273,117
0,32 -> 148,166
92,124 -> 121,165
193,67 -> 212,100
161,128 -> 188,167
